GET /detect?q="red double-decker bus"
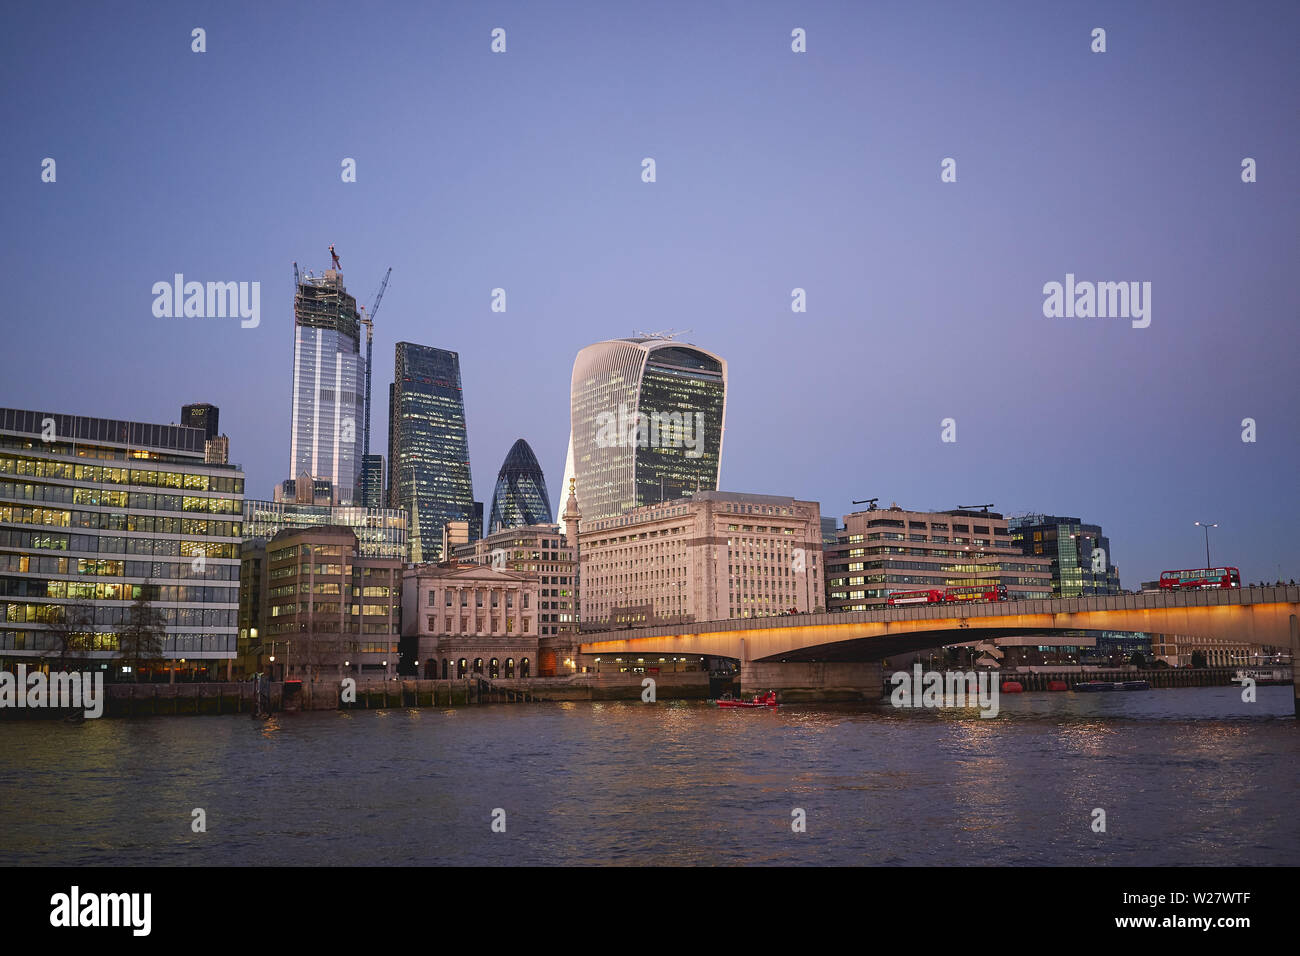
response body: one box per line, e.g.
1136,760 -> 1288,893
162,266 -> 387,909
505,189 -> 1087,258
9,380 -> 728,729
887,589 -> 946,606
887,585 -> 1009,606
1159,567 -> 1240,590
944,584 -> 1009,603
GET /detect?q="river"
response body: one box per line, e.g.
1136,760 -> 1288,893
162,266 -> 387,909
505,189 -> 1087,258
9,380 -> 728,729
2,686 -> 1296,866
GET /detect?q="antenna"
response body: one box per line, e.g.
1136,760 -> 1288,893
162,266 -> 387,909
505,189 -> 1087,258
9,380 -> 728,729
632,328 -> 691,340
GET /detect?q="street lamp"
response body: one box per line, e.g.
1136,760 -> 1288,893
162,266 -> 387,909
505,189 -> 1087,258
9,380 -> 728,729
1194,521 -> 1218,567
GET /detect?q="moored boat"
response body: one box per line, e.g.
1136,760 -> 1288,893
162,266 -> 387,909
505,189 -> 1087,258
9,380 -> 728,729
715,690 -> 778,708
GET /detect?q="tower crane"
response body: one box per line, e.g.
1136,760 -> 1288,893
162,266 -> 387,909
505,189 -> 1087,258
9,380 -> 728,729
358,267 -> 392,459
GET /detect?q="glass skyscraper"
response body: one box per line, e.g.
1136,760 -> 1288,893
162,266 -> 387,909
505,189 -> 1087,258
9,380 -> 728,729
387,342 -> 476,561
288,268 -> 365,505
488,439 -> 552,534
1007,514 -> 1123,596
562,337 -> 727,522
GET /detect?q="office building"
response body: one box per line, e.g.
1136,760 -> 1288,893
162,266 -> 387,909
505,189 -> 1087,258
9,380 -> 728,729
488,439 -> 552,534
1007,514 -> 1123,596
243,498 -> 406,560
359,454 -> 384,510
580,490 -> 824,627
0,407 -> 244,679
387,342 -> 476,561
825,504 -> 1053,612
181,403 -> 220,441
261,526 -> 401,681
561,337 -> 727,522
288,264 -> 366,505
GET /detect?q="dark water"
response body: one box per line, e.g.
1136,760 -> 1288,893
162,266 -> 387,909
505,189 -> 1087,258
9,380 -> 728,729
2,686 -> 1297,866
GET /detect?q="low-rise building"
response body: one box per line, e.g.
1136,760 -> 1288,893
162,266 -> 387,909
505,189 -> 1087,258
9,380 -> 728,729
401,562 -> 540,679
825,504 -> 1053,612
580,490 -> 825,627
452,523 -> 577,640
262,526 -> 401,681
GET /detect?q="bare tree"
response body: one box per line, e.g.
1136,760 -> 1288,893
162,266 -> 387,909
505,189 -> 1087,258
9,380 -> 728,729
118,584 -> 166,681
48,602 -> 95,671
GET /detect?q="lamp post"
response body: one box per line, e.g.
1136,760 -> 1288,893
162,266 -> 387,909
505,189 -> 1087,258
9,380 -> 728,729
1194,521 -> 1218,568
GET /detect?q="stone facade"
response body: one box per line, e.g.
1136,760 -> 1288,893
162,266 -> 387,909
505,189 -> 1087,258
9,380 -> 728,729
401,562 -> 541,679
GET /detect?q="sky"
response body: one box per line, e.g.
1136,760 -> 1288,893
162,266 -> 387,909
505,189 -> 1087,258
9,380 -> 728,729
3,0 -> 1297,588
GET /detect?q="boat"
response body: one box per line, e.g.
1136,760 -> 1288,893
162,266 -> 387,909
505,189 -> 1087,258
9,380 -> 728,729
1075,680 -> 1151,692
1047,680 -> 1068,691
716,690 -> 778,708
1000,681 -> 1024,694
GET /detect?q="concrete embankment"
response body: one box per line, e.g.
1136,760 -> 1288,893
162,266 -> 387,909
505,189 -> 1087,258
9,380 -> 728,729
0,671 -> 711,718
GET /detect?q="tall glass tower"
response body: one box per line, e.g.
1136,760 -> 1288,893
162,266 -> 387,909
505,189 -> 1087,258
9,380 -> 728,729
288,268 -> 365,504
488,439 -> 552,534
387,342 -> 476,560
561,337 -> 727,522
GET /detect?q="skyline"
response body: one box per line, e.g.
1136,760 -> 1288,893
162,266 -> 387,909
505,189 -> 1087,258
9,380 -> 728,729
4,0 -> 1298,588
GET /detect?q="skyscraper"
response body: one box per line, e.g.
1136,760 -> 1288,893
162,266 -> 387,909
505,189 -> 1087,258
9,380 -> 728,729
561,337 -> 727,523
388,342 -> 476,561
488,439 -> 552,534
181,402 -> 219,440
359,454 -> 384,510
288,264 -> 365,504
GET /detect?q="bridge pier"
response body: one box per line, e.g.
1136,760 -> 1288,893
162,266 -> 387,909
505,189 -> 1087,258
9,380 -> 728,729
1291,614 -> 1298,719
741,661 -> 883,702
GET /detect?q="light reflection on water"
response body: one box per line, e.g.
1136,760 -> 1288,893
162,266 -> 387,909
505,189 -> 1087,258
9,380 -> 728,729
0,687 -> 1296,866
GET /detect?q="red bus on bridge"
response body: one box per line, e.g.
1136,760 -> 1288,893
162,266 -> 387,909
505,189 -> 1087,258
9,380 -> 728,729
887,589 -> 946,606
886,585 -> 1009,606
944,584 -> 1009,603
1159,567 -> 1240,590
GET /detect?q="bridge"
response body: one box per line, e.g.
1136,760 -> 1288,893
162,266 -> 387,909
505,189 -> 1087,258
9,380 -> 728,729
580,586 -> 1300,708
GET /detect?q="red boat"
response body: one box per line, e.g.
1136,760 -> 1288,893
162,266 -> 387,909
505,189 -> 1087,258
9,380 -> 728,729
716,690 -> 778,708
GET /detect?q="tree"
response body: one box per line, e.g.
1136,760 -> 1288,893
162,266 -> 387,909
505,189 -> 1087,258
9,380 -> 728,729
1190,649 -> 1208,669
118,584 -> 166,681
47,602 -> 95,671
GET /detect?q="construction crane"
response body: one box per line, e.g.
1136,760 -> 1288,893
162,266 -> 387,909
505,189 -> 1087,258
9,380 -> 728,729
329,244 -> 342,271
358,267 -> 392,459
958,503 -> 996,513
852,497 -> 879,510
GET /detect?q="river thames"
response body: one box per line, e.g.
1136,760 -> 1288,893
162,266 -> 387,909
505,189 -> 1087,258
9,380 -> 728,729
3,686 -> 1297,866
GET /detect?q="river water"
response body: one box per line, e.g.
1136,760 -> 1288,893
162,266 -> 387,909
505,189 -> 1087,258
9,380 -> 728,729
2,686 -> 1296,866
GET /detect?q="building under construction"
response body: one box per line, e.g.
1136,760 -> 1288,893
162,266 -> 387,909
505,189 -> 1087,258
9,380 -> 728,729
287,255 -> 366,504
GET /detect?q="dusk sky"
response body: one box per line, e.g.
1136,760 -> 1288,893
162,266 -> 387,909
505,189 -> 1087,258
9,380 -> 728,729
4,0 -> 1297,587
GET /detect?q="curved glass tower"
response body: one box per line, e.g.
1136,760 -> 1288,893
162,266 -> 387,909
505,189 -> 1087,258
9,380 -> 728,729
488,439 -> 552,534
561,337 -> 727,522
387,342 -> 476,560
